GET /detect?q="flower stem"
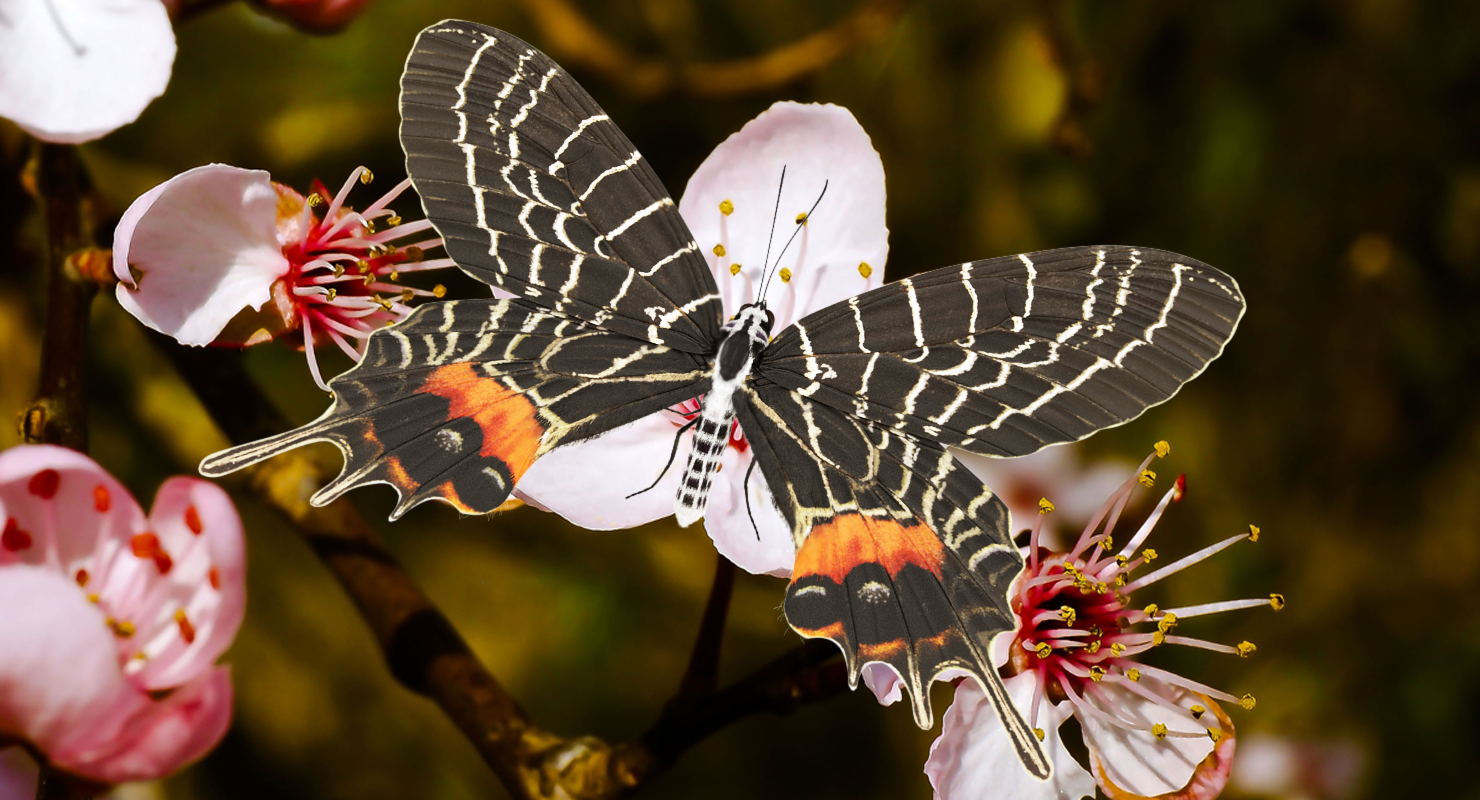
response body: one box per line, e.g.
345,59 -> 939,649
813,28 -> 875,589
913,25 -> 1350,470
678,555 -> 737,699
22,143 -> 94,450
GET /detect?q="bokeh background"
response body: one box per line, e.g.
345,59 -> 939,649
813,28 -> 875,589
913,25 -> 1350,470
3,0 -> 1477,798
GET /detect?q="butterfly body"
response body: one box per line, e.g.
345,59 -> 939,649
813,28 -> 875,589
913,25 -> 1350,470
675,302 -> 774,527
202,20 -> 1248,781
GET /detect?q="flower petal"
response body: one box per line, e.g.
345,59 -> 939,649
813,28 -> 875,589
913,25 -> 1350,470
0,567 -> 138,760
60,667 -> 233,784
954,444 -> 1132,539
0,0 -> 176,143
926,672 -> 1095,800
861,662 -> 904,706
515,413 -> 686,530
250,0 -> 372,33
0,445 -> 147,579
123,478 -> 246,690
114,165 -> 290,346
1077,680 -> 1224,798
679,102 -> 886,325
700,447 -> 795,577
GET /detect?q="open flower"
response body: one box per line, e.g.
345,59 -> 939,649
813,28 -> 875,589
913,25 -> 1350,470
0,0 -> 176,143
0,445 -> 244,788
921,445 -> 1280,800
113,164 -> 458,389
515,101 -> 886,575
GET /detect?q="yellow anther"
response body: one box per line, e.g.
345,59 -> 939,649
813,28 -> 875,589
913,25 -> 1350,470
1269,593 -> 1286,611
359,168 -> 374,184
1038,497 -> 1055,514
362,273 -> 375,286
405,246 -> 425,262
307,192 -> 324,207
108,618 -> 136,638
795,212 -> 808,225
1059,606 -> 1077,624
1033,728 -> 1045,742
1115,554 -> 1128,566
333,264 -> 345,278
389,270 -> 401,282
1157,613 -> 1179,633
1086,640 -> 1101,654
1152,631 -> 1166,646
376,296 -> 394,310
719,199 -> 734,216
1208,728 -> 1223,743
363,219 -> 377,234
433,284 -> 447,298
713,243 -> 726,257
1089,666 -> 1105,682
730,263 -> 742,276
1114,573 -> 1127,587
1154,440 -> 1171,457
356,259 -> 370,273
1110,642 -> 1126,656
1034,642 -> 1053,659
87,593 -> 100,603
858,262 -> 873,278
1062,562 -> 1080,574
1126,668 -> 1141,682
1088,626 -> 1103,638
386,214 -> 402,227
1190,704 -> 1206,719
325,288 -> 338,301
1139,469 -> 1157,488
1240,693 -> 1257,710
1144,603 -> 1159,617
1151,723 -> 1168,740
1248,524 -> 1261,542
779,268 -> 792,283
1237,641 -> 1257,658
400,289 -> 415,303
1142,548 -> 1158,562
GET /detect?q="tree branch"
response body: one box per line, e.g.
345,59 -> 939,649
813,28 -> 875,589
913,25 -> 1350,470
22,144 -> 93,449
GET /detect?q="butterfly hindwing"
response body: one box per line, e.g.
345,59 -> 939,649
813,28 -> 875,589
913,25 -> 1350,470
737,379 -> 1051,778
758,245 -> 1244,457
200,299 -> 709,516
401,21 -> 723,354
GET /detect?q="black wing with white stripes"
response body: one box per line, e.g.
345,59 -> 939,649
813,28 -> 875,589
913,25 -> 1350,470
400,21 -> 724,354
757,246 -> 1244,458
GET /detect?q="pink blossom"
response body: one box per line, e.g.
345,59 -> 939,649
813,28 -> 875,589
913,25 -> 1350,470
0,445 -> 244,789
920,446 -> 1278,800
515,101 -> 886,575
953,444 -> 1131,550
0,0 -> 176,143
113,164 -> 460,389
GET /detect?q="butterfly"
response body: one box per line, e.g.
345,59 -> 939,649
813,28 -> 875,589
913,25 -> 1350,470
201,20 -> 1245,779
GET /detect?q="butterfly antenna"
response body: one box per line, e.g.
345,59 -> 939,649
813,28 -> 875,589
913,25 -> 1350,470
756,165 -> 787,302
759,179 -> 829,302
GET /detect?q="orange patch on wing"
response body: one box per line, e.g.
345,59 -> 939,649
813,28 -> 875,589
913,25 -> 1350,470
793,620 -> 846,639
421,363 -> 543,481
859,640 -> 908,661
794,513 -> 945,584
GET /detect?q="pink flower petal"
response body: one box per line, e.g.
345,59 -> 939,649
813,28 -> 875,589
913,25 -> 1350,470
251,0 -> 372,32
125,479 -> 246,690
515,413 -> 687,530
861,663 -> 904,705
0,0 -> 175,143
114,165 -> 290,346
954,444 -> 1132,540
926,673 -> 1095,800
61,668 -> 233,785
1077,680 -> 1222,798
700,447 -> 795,577
0,445 -> 146,578
679,102 -> 886,325
0,567 -> 139,760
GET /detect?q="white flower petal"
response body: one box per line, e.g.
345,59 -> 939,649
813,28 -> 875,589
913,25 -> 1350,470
679,102 -> 886,325
700,446 -> 794,577
113,165 -> 290,346
1077,680 -> 1217,797
861,662 -> 904,706
926,673 -> 1095,800
515,412 -> 685,529
0,0 -> 175,143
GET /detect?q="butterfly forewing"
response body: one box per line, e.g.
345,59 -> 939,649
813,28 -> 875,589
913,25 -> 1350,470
400,21 -> 723,353
758,245 -> 1244,457
200,299 -> 709,517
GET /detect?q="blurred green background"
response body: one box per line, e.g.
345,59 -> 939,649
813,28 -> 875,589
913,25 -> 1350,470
3,0 -> 1477,798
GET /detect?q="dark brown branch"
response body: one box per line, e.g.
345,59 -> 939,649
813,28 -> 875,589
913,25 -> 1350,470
516,0 -> 909,99
22,144 -> 94,449
677,556 -> 737,700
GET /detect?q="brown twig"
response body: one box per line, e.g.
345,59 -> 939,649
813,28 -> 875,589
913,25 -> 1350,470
677,556 -> 737,699
516,0 -> 909,99
21,144 -> 94,449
